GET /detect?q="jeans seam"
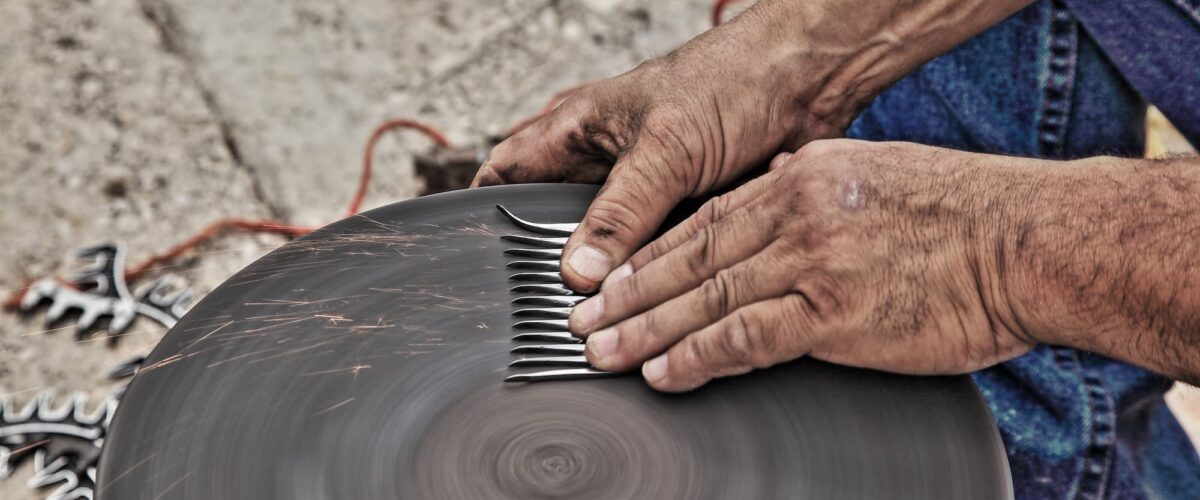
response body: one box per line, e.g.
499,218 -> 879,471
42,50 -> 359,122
1039,0 -> 1079,158
1051,347 -> 1117,499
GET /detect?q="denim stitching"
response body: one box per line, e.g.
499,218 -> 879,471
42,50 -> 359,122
1050,347 -> 1118,499
1039,0 -> 1079,158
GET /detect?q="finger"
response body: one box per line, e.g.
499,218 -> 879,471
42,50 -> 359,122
471,97 -> 613,187
641,294 -> 821,392
570,199 -> 779,335
559,145 -> 690,292
601,168 -> 782,290
583,249 -> 796,372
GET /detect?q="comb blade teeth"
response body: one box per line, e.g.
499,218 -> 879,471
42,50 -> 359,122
506,261 -> 561,272
513,307 -> 572,319
508,356 -> 590,367
512,331 -> 581,343
496,205 -> 579,236
510,284 -> 576,295
511,344 -> 586,355
513,319 -> 570,331
504,248 -> 563,260
505,368 -> 618,383
500,207 -> 614,382
501,234 -> 568,248
512,296 -> 587,307
508,272 -> 564,284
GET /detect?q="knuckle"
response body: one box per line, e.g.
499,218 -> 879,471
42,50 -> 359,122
699,270 -> 738,318
721,312 -> 773,367
796,138 -> 855,159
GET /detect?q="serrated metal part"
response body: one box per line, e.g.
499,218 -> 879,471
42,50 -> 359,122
505,261 -> 561,272
498,206 -> 613,382
511,296 -> 588,307
503,248 -> 562,260
499,234 -> 569,248
510,284 -> 576,295
0,390 -> 119,500
510,331 -> 582,343
504,368 -> 620,382
16,243 -> 194,344
495,205 -> 579,236
511,344 -> 587,355
508,356 -> 590,367
512,307 -> 572,319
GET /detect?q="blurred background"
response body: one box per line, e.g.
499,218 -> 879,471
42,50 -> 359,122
0,1 -> 1195,499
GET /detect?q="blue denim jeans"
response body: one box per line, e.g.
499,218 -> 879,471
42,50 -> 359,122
846,1 -> 1200,498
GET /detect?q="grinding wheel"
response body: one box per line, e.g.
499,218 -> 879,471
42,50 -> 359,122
97,184 -> 1013,499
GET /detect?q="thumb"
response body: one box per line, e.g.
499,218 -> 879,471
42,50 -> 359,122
562,147 -> 687,292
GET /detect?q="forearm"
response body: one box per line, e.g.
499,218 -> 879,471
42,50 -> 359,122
997,155 -> 1200,384
674,0 -> 1036,128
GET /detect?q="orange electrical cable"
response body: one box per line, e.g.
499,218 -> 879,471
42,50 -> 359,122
349,119 -> 452,216
711,0 -> 742,26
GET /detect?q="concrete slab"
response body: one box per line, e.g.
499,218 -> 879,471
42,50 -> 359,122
149,0 -> 709,225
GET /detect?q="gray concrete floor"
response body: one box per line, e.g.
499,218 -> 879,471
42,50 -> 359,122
0,0 -> 1195,498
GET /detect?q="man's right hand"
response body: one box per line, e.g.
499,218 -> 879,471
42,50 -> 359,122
472,0 -> 1036,293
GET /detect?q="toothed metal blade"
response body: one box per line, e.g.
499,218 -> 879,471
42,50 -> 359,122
513,319 -> 570,331
510,344 -> 586,355
495,205 -> 579,236
507,272 -> 564,284
510,284 -> 577,295
504,368 -> 619,382
512,307 -> 572,319
508,356 -> 591,367
505,261 -> 561,272
503,248 -> 562,260
511,296 -> 588,307
511,331 -> 581,343
501,235 -> 568,248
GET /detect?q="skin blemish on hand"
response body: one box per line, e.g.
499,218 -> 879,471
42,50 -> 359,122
837,177 -> 867,210
591,227 -> 616,238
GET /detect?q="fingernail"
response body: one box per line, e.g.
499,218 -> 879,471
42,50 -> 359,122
643,355 -> 668,383
566,245 -> 612,282
571,295 -> 604,332
600,263 -> 632,290
587,328 -> 618,360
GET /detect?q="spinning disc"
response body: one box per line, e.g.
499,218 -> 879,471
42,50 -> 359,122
98,184 -> 1012,499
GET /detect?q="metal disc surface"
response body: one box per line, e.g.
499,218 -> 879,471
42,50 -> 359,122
98,184 -> 1012,499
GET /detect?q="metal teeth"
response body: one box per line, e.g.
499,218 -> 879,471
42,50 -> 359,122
510,284 -> 576,295
513,319 -> 571,331
496,205 -> 579,236
500,234 -> 569,248
506,260 -> 561,272
511,344 -> 586,355
512,295 -> 587,307
500,206 -> 612,382
508,356 -> 590,367
504,368 -> 619,382
511,331 -> 581,343
506,270 -> 561,282
513,307 -> 572,319
504,248 -> 562,260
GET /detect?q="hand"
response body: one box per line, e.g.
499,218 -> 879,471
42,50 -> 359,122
568,139 -> 1039,392
472,4 -> 857,292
